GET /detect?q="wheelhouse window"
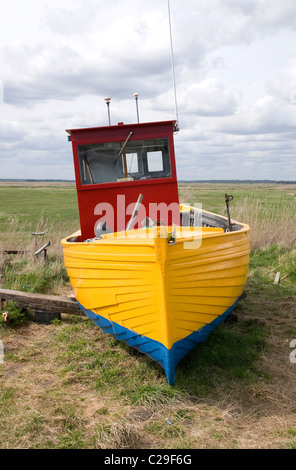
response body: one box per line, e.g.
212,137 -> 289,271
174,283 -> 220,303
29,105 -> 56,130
78,138 -> 171,185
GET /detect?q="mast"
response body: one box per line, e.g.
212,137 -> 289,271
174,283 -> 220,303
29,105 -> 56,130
168,0 -> 179,131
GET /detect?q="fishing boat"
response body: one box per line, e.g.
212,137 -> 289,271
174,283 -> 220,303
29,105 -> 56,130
61,118 -> 250,385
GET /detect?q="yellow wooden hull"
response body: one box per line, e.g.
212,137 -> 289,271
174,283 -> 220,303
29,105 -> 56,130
61,208 -> 250,384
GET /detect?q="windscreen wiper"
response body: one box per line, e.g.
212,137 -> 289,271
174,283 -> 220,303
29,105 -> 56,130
112,131 -> 133,169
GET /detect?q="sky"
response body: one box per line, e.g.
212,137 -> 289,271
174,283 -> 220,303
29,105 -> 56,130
0,0 -> 296,181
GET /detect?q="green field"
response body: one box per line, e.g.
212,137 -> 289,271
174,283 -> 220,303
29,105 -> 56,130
179,181 -> 296,213
0,182 -> 296,449
0,183 -> 79,232
0,180 -> 295,234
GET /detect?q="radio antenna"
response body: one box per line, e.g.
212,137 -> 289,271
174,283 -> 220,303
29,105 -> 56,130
134,93 -> 140,123
104,98 -> 112,126
168,0 -> 179,131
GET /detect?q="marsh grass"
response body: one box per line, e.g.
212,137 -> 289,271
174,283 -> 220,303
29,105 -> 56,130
93,420 -> 142,449
228,197 -> 296,250
179,183 -> 296,250
0,215 -> 78,296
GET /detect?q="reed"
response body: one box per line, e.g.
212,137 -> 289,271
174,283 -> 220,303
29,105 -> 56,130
179,184 -> 296,251
0,217 -> 78,295
226,196 -> 296,250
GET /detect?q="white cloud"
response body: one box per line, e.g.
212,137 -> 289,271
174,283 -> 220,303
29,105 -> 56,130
0,0 -> 296,181
180,78 -> 237,116
266,59 -> 296,104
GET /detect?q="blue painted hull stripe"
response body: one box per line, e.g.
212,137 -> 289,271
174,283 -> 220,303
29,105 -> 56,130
78,298 -> 240,386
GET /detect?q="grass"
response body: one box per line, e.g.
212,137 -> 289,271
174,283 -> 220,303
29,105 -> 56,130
0,181 -> 296,449
0,182 -> 78,233
179,182 -> 296,250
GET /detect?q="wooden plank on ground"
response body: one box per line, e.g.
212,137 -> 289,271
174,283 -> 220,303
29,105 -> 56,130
1,250 -> 26,255
0,288 -> 84,316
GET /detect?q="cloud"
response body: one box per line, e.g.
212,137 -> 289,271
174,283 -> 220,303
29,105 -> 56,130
180,79 -> 237,116
0,0 -> 296,181
214,95 -> 296,136
2,9 -> 173,106
266,59 -> 296,104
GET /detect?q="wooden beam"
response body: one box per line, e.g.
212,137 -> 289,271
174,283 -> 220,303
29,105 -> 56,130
0,288 -> 84,316
1,250 -> 26,255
